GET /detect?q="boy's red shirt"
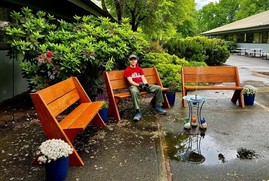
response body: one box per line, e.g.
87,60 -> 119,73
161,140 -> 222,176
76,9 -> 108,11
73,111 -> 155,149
124,66 -> 144,83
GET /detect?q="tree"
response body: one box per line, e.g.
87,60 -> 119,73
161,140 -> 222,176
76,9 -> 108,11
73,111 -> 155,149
235,0 -> 269,20
197,0 -> 240,33
98,0 -> 196,40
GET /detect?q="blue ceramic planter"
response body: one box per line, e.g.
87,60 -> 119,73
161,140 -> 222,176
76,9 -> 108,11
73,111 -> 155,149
166,92 -> 176,106
244,94 -> 255,105
45,156 -> 69,181
99,108 -> 108,123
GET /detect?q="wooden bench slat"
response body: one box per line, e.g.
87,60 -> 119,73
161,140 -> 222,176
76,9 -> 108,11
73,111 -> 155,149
114,87 -> 170,99
184,75 -> 238,83
47,89 -> 80,117
36,78 -> 77,104
185,86 -> 243,90
110,79 -> 129,90
114,91 -> 148,99
59,103 -> 90,129
62,101 -> 104,130
183,66 -> 237,74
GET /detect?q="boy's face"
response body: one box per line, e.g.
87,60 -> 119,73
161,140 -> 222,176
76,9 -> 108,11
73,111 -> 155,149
129,57 -> 138,67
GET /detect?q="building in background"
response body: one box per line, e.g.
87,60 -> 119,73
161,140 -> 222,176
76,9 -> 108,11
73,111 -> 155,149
201,10 -> 269,51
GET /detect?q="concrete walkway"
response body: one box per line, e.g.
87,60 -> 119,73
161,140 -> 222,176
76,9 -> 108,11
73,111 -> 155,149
0,54 -> 269,181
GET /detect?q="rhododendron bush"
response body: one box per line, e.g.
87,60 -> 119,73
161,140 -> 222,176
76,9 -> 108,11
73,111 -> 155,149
5,7 -> 148,97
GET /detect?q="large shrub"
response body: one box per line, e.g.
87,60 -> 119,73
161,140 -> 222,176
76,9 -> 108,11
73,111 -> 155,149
192,36 -> 230,65
164,36 -> 230,65
225,41 -> 237,51
5,7 -> 149,97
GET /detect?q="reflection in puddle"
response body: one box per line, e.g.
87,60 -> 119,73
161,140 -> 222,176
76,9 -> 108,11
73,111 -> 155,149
237,148 -> 259,159
164,130 -> 238,165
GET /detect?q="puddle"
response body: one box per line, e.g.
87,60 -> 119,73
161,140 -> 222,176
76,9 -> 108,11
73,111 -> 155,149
164,130 -> 244,165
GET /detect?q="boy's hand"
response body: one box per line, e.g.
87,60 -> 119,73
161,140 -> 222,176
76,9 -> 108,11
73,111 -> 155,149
139,82 -> 144,89
143,83 -> 150,92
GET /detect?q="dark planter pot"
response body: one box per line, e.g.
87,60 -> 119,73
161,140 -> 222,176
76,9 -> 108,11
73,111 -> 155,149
45,156 -> 69,181
166,92 -> 176,106
244,94 -> 255,105
99,108 -> 108,123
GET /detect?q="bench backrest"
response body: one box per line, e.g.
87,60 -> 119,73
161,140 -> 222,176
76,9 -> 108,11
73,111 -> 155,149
181,66 -> 241,86
31,77 -> 91,117
104,67 -> 164,90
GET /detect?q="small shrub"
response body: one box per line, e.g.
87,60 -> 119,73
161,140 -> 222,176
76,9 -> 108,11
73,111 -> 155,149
141,52 -> 189,91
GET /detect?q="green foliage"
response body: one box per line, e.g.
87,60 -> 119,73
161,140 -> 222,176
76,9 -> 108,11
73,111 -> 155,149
164,36 -> 230,65
141,52 -> 189,91
235,0 -> 269,20
225,41 -> 237,51
197,0 -> 269,34
155,63 -> 182,91
99,0 -> 196,41
5,7 -> 149,98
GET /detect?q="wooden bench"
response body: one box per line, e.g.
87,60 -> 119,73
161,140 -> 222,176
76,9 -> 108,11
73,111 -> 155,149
104,67 -> 170,121
30,77 -> 106,166
181,66 -> 245,108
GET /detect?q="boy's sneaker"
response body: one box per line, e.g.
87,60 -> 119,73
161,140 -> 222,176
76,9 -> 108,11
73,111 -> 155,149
133,112 -> 142,122
154,106 -> 167,115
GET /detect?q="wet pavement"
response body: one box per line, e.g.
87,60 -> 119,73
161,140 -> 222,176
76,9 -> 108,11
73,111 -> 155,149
1,54 -> 269,181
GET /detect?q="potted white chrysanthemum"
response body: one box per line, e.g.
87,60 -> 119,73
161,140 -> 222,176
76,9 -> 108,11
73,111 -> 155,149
36,139 -> 73,181
242,85 -> 257,105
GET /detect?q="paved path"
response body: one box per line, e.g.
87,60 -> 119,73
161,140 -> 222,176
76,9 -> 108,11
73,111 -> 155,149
225,55 -> 269,86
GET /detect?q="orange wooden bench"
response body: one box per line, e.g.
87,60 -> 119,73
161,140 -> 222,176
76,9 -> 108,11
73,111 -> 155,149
104,67 -> 170,121
181,66 -> 245,108
30,77 -> 106,166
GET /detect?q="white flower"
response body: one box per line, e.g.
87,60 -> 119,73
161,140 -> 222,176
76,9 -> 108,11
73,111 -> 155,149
242,85 -> 257,95
36,139 -> 73,164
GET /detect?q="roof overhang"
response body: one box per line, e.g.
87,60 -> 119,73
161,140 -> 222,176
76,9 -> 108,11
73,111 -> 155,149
201,10 -> 269,36
2,0 -> 113,21
202,25 -> 269,36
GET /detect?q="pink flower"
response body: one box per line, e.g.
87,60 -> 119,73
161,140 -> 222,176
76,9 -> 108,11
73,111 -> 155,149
46,57 -> 52,63
46,51 -> 53,58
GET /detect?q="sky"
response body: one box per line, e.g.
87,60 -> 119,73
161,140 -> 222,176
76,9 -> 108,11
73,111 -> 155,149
195,0 -> 219,10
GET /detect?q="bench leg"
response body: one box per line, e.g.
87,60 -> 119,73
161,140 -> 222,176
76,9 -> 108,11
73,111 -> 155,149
69,147 -> 84,166
92,113 -> 106,126
150,93 -> 171,108
163,93 -> 171,108
108,98 -> 121,121
182,89 -> 187,108
231,90 -> 245,107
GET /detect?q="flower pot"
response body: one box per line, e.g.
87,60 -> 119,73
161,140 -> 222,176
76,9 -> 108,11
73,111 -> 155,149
244,94 -> 255,105
99,108 -> 108,123
166,92 -> 176,106
45,156 -> 69,181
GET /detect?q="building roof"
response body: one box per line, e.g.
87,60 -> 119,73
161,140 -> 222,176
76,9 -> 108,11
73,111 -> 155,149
2,0 -> 113,21
201,10 -> 269,36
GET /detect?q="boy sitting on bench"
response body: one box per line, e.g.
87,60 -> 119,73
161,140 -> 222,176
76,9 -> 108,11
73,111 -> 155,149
124,54 -> 167,122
